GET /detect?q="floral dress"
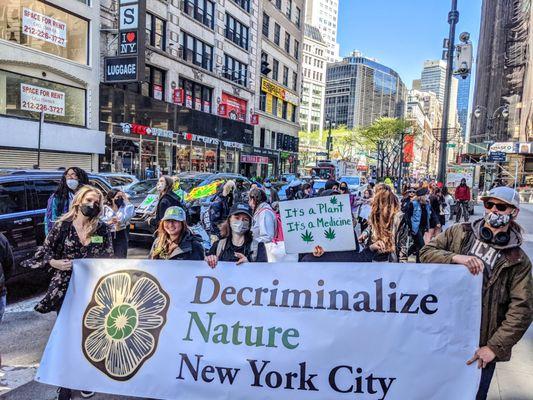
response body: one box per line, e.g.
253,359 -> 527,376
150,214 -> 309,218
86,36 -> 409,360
24,219 -> 114,313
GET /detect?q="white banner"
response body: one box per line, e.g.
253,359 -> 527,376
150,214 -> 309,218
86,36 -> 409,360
37,260 -> 481,400
20,83 -> 65,116
22,8 -> 67,47
279,194 -> 356,254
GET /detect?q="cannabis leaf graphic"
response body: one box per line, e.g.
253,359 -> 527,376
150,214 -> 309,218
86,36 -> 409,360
324,228 -> 336,240
330,196 -> 338,205
301,230 -> 314,243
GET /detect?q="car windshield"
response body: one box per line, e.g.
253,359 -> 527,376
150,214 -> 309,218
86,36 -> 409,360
340,176 -> 360,186
106,176 -> 134,187
129,181 -> 156,194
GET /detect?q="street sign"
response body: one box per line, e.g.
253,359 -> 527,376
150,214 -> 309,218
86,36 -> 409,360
104,56 -> 138,82
119,4 -> 138,29
119,30 -> 138,54
488,151 -> 506,162
447,143 -> 456,148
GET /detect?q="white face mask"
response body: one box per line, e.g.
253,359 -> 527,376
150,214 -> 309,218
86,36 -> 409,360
230,220 -> 250,235
66,179 -> 79,191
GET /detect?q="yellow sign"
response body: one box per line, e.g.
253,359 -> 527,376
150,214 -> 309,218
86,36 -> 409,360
266,93 -> 273,114
287,103 -> 293,121
184,180 -> 223,202
261,78 -> 285,100
277,99 -> 283,117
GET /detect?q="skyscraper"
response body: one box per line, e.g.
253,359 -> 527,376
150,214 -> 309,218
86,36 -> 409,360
324,52 -> 407,128
456,74 -> 471,139
305,0 -> 340,62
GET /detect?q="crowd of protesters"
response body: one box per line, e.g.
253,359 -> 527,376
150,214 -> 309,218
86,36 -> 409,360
0,166 -> 531,400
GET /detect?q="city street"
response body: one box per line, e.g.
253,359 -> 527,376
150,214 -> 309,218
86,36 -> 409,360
0,206 -> 532,400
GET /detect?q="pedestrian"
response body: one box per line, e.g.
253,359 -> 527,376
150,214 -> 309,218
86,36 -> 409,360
442,186 -> 454,226
419,186 -> 532,400
357,188 -> 373,232
248,187 -> 277,243
23,186 -> 113,400
150,175 -> 185,229
339,181 -> 349,194
405,187 -> 434,260
150,206 -> 204,260
45,167 -> 89,234
429,187 -> 444,238
359,183 -> 408,262
264,179 -> 280,203
207,180 -> 236,242
101,189 -> 135,258
455,178 -> 471,222
205,203 -> 267,268
0,232 -> 14,366
300,183 -> 313,199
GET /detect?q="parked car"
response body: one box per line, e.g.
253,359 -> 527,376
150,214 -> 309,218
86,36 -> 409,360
0,170 -> 112,285
99,173 -> 139,190
278,179 -> 326,200
123,179 -> 158,199
128,173 -> 251,243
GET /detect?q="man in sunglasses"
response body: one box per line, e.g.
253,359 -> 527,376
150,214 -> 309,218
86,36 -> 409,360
419,186 -> 532,400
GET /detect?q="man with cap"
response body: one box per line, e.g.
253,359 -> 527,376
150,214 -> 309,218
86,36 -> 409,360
420,186 -> 532,400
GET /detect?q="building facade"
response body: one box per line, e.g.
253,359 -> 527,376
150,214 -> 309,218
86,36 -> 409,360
304,0 -> 340,62
256,0 -> 305,176
456,73 -> 471,140
299,24 -> 327,136
99,0 -> 258,176
0,0 -> 104,170
324,52 -> 407,128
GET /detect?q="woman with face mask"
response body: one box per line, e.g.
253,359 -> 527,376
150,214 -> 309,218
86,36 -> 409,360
101,189 -> 135,258
150,175 -> 186,229
45,167 -> 89,235
150,207 -> 205,261
22,186 -> 113,400
205,203 -> 268,268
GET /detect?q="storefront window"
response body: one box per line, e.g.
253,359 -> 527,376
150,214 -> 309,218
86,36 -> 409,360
179,77 -> 212,113
0,69 -> 85,126
0,0 -> 89,64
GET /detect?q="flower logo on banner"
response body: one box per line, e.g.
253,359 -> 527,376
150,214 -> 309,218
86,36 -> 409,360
82,271 -> 169,381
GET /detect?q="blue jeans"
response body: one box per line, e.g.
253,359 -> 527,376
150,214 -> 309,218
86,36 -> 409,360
0,294 -> 6,324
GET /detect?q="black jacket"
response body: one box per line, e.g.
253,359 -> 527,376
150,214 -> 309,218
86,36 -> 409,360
0,233 -> 14,296
151,231 -> 205,261
154,191 -> 185,227
208,238 -> 268,263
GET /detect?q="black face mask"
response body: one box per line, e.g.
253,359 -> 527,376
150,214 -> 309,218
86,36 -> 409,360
114,198 -> 124,208
80,203 -> 100,218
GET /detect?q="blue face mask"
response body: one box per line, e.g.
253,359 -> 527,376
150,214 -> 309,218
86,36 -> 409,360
265,183 -> 272,188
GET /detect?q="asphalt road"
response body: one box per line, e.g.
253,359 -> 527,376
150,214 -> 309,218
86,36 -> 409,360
1,209 -> 532,400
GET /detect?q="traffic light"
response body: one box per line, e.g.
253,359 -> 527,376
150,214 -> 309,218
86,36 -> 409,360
261,60 -> 271,75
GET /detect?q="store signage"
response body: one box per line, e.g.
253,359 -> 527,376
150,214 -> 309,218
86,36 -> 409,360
221,93 -> 247,122
202,100 -> 211,113
518,142 -> 532,154
217,103 -> 227,116
489,142 -> 516,154
120,123 -> 174,139
119,30 -> 138,54
153,84 -> 163,101
20,83 -> 65,116
488,151 -> 507,162
261,78 -> 300,106
172,88 -> 184,105
119,4 -> 138,30
180,132 -> 244,150
251,114 -> 259,125
104,57 -> 138,82
241,155 -> 269,164
22,8 -> 67,47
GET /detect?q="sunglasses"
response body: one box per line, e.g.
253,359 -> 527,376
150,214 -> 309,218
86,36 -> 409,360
483,201 -> 512,212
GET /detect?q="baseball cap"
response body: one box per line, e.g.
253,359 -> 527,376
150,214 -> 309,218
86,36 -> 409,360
229,203 -> 253,219
480,186 -> 520,209
161,206 -> 186,222
416,187 -> 429,197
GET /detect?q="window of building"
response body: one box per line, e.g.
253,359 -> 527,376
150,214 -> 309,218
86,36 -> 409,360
226,13 -> 249,50
272,96 -> 279,117
259,91 -> 266,111
284,32 -> 291,53
260,128 -> 266,147
274,23 -> 280,45
262,13 -> 269,37
0,69 -> 86,127
179,31 -> 213,71
146,13 -> 166,50
295,6 -> 301,27
182,0 -> 215,29
272,59 -> 279,80
294,39 -> 299,59
282,101 -> 288,119
286,0 -> 292,19
0,0 -> 89,64
283,66 -> 289,86
271,131 -> 276,149
232,0 -> 250,13
293,71 -> 298,91
142,65 -> 165,100
224,54 -> 248,86
275,0 -> 282,9
179,77 -> 212,113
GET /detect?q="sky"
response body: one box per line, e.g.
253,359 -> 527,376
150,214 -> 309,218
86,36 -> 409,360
337,0 -> 483,88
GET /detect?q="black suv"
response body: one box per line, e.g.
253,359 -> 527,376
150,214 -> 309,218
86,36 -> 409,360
0,170 -> 112,282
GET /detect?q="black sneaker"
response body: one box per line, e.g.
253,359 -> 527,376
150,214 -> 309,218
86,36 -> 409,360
56,387 -> 71,400
80,391 -> 95,398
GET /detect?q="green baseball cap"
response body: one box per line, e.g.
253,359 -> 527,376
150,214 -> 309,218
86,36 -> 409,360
161,206 -> 186,222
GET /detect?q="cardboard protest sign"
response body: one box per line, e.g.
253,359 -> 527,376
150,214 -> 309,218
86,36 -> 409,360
278,194 -> 356,254
137,194 -> 158,213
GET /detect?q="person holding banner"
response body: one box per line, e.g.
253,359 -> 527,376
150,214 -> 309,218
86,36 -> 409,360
205,203 -> 267,268
420,186 -> 533,400
150,207 -> 205,261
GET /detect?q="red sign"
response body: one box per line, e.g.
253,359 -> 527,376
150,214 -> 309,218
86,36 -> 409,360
403,134 -> 414,163
221,92 -> 247,122
217,103 -> 227,117
251,114 -> 259,125
357,165 -> 369,171
172,88 -> 184,105
241,155 -> 269,164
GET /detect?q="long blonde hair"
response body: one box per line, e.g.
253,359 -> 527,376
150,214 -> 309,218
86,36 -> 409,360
58,185 -> 104,238
369,183 -> 400,253
152,219 -> 190,259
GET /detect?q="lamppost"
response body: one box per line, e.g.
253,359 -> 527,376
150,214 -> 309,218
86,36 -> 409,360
325,117 -> 334,160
